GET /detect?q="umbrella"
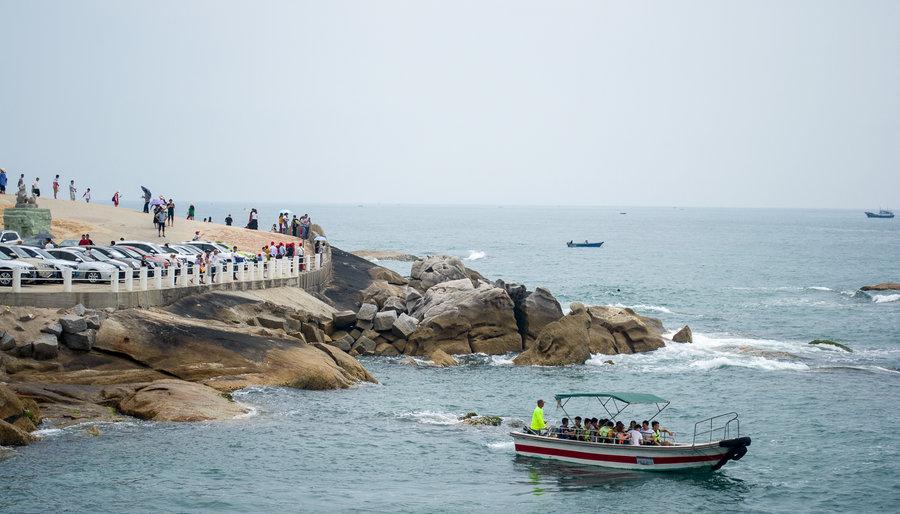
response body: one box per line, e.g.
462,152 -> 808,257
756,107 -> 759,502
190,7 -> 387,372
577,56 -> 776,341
313,235 -> 327,242
141,186 -> 151,199
150,198 -> 164,207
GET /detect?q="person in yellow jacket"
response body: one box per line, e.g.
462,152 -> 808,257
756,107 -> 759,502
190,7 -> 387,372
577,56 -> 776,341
530,399 -> 547,434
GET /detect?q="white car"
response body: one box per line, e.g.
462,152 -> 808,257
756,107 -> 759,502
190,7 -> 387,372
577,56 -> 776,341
0,244 -> 60,280
17,246 -> 81,280
0,252 -> 37,286
45,248 -> 119,283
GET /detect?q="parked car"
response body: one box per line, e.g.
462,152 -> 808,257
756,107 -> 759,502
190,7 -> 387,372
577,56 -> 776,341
182,240 -> 238,262
110,246 -> 161,276
116,245 -> 173,270
45,248 -> 118,283
67,246 -> 131,279
17,246 -> 81,281
0,252 -> 37,286
0,244 -> 62,280
118,241 -> 185,266
0,230 -> 22,244
77,246 -> 144,275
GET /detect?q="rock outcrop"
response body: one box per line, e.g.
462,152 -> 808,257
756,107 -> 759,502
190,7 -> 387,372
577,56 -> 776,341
514,306 -> 665,366
672,325 -> 693,343
408,280 -> 522,356
0,384 -> 41,446
409,256 -> 469,292
860,282 -> 900,291
429,349 -> 458,367
117,379 -> 249,422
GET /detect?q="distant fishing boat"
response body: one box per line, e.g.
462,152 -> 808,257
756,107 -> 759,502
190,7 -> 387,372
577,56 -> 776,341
865,209 -> 894,219
567,241 -> 604,248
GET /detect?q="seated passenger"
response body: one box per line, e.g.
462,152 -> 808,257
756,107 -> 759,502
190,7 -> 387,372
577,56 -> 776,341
572,416 -> 583,440
641,420 -> 654,443
597,420 -> 613,443
626,420 -> 643,446
582,418 -> 596,442
614,421 -> 628,444
556,417 -> 572,439
651,421 -> 676,446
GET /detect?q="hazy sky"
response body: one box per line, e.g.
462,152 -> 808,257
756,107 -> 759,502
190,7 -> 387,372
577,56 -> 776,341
1,1 -> 898,208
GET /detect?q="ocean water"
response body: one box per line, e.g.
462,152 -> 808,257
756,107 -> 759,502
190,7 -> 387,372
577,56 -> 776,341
2,205 -> 899,512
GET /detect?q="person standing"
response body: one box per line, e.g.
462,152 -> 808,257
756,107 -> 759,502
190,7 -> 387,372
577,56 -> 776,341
187,204 -> 195,220
52,175 -> 60,199
112,191 -> 120,207
82,187 -> 91,203
69,180 -> 77,201
530,399 -> 547,434
30,177 -> 40,197
225,214 -> 233,226
17,174 -> 24,191
167,199 -> 175,227
142,188 -> 151,213
0,168 -> 8,194
155,207 -> 167,237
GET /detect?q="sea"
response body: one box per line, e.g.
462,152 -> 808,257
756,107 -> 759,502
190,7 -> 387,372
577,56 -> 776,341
2,204 -> 899,512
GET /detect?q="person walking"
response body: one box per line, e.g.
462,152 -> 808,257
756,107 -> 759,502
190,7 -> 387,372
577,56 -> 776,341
112,191 -> 120,207
52,175 -> 60,199
82,187 -> 91,203
167,199 -> 175,227
187,204 -> 195,220
69,180 -> 77,201
155,207 -> 167,237
0,168 -> 8,194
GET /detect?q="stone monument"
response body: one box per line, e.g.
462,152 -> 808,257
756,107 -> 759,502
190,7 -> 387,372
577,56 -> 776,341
4,183 -> 52,238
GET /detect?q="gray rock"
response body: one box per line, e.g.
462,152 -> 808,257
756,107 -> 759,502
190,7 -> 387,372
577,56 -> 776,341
40,323 -> 63,336
356,320 -> 374,331
301,323 -> 325,344
409,255 -> 469,291
59,315 -> 88,334
357,303 -> 378,322
522,287 -> 564,340
32,334 -> 59,360
10,340 -> 33,358
85,315 -> 102,330
333,334 -> 354,352
73,303 -> 86,316
0,331 -> 15,351
256,315 -> 287,331
381,297 -> 406,314
17,313 -> 35,323
373,310 -> 398,332
672,325 -> 693,343
392,313 -> 419,339
405,288 -> 424,316
352,336 -> 377,355
332,310 -> 357,329
62,329 -> 96,351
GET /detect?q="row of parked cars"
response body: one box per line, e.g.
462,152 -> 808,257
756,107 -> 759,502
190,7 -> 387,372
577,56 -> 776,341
0,232 -> 253,287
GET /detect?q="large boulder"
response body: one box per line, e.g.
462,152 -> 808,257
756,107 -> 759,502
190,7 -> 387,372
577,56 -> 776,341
392,313 -> 418,339
332,310 -> 357,330
514,306 -> 666,366
0,331 -> 15,351
429,349 -> 458,367
357,303 -> 378,322
409,256 -> 469,292
0,384 -> 40,446
373,310 -> 398,332
522,287 -> 564,343
62,329 -> 96,351
32,334 -> 60,360
59,315 -> 87,334
405,289 -> 424,316
368,266 -> 408,286
381,296 -> 406,314
117,379 -> 249,422
407,281 -> 521,356
672,325 -> 693,343
860,282 -> 900,291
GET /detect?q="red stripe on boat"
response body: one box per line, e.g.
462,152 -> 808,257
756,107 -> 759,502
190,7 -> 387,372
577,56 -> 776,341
515,444 -> 723,464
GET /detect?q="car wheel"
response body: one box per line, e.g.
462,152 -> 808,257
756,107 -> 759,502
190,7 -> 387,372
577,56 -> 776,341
86,270 -> 102,283
0,269 -> 11,287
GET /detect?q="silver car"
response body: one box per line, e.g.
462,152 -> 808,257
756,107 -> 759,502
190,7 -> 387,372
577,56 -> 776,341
45,248 -> 119,283
0,252 -> 37,286
0,244 -> 60,280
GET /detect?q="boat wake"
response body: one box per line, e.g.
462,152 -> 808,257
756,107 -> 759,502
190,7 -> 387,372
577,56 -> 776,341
464,250 -> 486,261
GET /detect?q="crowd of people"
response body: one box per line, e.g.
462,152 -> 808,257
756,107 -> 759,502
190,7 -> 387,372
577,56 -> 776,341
528,399 -> 676,446
272,212 -> 312,238
0,169 -> 92,202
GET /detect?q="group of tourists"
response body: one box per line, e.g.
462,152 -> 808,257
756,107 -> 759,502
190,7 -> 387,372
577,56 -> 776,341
0,169 -> 89,202
529,399 -> 676,446
259,241 -> 302,262
272,213 -> 312,239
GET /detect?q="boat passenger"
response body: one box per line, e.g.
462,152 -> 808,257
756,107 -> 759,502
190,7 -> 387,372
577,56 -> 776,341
641,420 -> 654,443
585,418 -> 598,442
614,421 -> 628,444
626,420 -> 643,446
555,418 -> 572,439
597,420 -> 614,443
529,399 -> 547,435
651,421 -> 676,446
572,416 -> 583,440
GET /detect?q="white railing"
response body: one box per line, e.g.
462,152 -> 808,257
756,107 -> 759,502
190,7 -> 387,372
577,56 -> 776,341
3,250 -> 331,293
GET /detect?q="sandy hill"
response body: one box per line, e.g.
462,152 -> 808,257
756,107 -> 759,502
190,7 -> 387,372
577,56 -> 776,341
0,194 -> 311,253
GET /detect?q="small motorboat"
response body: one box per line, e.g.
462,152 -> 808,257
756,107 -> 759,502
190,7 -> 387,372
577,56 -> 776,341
865,209 -> 894,218
511,392 -> 751,472
567,241 -> 604,248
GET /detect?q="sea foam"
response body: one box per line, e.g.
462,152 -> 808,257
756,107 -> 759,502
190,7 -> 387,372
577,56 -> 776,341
464,250 -> 486,261
872,293 -> 900,304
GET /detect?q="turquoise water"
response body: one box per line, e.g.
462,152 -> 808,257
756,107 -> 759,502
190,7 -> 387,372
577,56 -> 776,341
3,205 -> 899,512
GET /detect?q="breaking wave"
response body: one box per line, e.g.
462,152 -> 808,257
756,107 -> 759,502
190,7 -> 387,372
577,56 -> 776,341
612,303 -> 672,314
872,294 -> 900,304
806,286 -> 833,291
464,250 -> 486,261
396,410 -> 461,426
485,440 -> 514,451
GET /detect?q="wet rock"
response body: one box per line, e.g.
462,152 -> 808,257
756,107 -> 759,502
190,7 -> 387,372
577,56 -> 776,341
63,329 -> 96,351
460,414 -> 502,426
332,310 -> 357,330
392,313 -> 418,339
0,384 -> 40,446
0,420 -> 34,446
860,282 -> 900,291
59,315 -> 88,334
392,339 -> 408,353
32,334 -> 59,360
809,339 -> 853,352
357,303 -> 378,322
373,310 -> 398,332
398,356 -> 419,366
429,349 -> 458,367
117,379 -> 249,422
672,325 -> 693,343
40,323 -> 63,337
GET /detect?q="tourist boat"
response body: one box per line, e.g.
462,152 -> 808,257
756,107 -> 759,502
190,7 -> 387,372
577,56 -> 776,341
566,241 -> 604,248
865,209 -> 894,219
511,392 -> 751,472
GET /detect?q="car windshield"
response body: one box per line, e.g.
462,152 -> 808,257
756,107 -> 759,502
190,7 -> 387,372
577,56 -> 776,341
104,248 -> 130,259
174,245 -> 201,255
85,250 -> 111,262
213,243 -> 232,252
116,247 -> 143,258
0,253 -> 11,261
75,252 -> 98,262
29,248 -> 55,259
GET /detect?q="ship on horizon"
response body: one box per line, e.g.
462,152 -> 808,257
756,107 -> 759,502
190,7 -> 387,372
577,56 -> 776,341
865,208 -> 895,219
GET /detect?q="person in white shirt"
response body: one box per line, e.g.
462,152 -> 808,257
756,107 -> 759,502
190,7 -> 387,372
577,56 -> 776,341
627,421 -> 643,446
640,420 -> 655,443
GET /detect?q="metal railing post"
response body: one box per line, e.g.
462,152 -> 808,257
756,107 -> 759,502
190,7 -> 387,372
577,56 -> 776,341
63,268 -> 73,292
139,267 -> 148,291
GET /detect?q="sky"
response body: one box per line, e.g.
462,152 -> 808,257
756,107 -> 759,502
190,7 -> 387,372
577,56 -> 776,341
1,0 -> 898,208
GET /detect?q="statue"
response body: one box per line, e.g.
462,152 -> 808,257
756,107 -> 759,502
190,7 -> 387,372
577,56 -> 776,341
15,182 -> 37,208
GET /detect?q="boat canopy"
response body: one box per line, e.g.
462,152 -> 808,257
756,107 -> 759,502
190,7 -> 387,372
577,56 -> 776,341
554,392 -> 670,421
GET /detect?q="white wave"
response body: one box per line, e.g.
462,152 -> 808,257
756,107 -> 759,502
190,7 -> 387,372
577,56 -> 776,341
489,354 -> 515,366
463,250 -> 486,261
486,440 -> 514,450
397,410 -> 461,426
872,294 -> 900,304
688,356 -> 809,372
32,428 -> 65,438
233,403 -> 259,419
806,286 -> 833,291
612,303 -> 672,314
